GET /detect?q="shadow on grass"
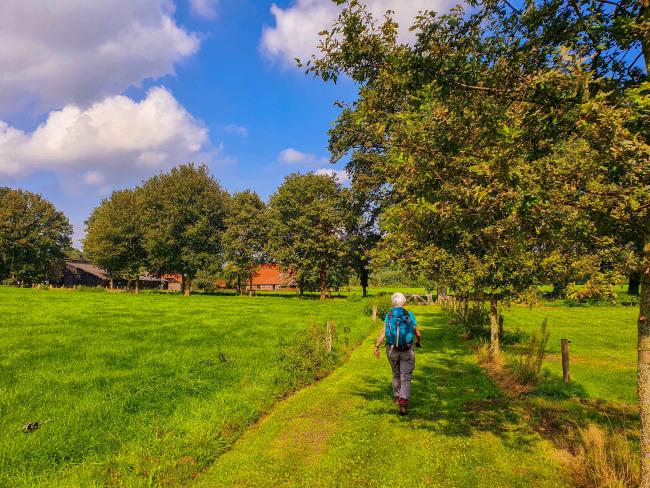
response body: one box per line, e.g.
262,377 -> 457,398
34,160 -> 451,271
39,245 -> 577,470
351,309 -> 540,452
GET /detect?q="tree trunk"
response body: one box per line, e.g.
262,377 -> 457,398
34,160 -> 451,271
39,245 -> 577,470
638,232 -> 650,486
463,295 -> 469,320
238,275 -> 242,296
360,268 -> 369,298
489,295 -> 500,359
127,279 -> 132,292
319,268 -> 327,301
299,278 -> 305,296
109,278 -> 114,290
635,2 -> 649,479
631,272 -> 642,296
184,275 -> 191,296
135,278 -> 139,294
249,276 -> 253,297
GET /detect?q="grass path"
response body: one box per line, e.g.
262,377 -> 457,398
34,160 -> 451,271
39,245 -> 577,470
194,307 -> 570,487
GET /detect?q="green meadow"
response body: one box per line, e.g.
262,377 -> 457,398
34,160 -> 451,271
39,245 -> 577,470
0,287 -> 371,487
0,286 -> 641,487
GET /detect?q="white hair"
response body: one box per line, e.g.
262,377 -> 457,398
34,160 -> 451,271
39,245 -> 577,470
391,292 -> 407,307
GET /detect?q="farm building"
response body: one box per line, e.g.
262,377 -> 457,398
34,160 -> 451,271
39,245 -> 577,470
244,264 -> 296,291
62,260 -> 166,289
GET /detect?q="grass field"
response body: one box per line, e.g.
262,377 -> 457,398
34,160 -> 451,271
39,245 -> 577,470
1,286 -> 641,487
0,287 -> 372,487
501,304 -> 638,404
194,306 -> 569,487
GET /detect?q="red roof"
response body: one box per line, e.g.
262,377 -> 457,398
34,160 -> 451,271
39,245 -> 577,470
251,264 -> 293,286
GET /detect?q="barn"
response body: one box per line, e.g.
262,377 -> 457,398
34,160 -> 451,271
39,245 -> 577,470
62,260 -> 166,289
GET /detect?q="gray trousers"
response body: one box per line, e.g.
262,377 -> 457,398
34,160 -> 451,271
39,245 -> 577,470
386,345 -> 415,400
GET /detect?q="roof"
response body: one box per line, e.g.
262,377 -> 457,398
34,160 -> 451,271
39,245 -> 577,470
251,264 -> 295,286
65,260 -> 164,282
65,260 -> 108,280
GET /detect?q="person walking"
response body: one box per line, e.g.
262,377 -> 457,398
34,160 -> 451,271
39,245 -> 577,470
374,292 -> 421,415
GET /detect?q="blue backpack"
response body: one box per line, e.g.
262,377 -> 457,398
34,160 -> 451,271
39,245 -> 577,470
385,307 -> 415,350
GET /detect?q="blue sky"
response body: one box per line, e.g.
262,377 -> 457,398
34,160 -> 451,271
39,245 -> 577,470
0,0 -> 446,245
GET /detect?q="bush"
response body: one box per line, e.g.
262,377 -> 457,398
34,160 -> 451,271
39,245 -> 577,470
566,275 -> 617,304
515,286 -> 542,308
512,318 -> 550,385
443,299 -> 491,340
363,295 -> 392,319
278,321 -> 338,386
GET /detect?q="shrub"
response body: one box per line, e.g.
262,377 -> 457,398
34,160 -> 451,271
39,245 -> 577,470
443,299 -> 491,340
512,318 -> 550,385
515,286 -> 542,308
363,295 -> 392,319
566,275 -> 617,304
278,321 -> 338,386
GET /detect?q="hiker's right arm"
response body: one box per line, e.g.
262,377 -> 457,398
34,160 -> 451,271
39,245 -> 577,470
374,330 -> 385,358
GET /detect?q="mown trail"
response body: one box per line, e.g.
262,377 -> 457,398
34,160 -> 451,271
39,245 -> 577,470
194,307 -> 569,488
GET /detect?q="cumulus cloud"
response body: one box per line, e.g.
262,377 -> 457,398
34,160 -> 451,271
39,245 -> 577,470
190,0 -> 219,19
0,0 -> 199,113
0,87 -> 209,186
278,147 -> 328,167
315,167 -> 349,183
261,0 -> 451,67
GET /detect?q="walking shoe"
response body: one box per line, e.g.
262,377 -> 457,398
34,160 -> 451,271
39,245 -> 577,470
399,399 -> 408,416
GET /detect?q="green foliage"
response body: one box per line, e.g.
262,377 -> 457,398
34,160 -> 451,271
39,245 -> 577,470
222,191 -> 269,292
139,164 -> 229,292
512,318 -> 551,385
278,321 -> 338,386
515,286 -> 543,308
84,189 -> 145,281
362,294 -> 392,318
567,275 -> 618,305
0,187 -> 72,285
267,173 -> 350,299
443,300 -> 491,341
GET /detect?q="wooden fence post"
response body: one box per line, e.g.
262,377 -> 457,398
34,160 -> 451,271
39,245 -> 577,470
325,321 -> 334,353
561,339 -> 571,383
372,304 -> 377,322
426,293 -> 433,304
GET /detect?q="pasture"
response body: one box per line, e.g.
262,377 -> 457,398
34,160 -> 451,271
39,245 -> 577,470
0,286 -> 641,487
0,287 -> 371,487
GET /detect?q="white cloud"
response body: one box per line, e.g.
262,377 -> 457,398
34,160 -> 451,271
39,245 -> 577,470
278,147 -> 328,167
261,0 -> 451,67
315,167 -> 349,183
0,87 -> 209,186
0,0 -> 199,114
190,0 -> 218,19
223,124 -> 249,137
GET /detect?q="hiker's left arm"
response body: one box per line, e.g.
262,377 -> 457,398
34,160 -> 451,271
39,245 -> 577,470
414,326 -> 422,346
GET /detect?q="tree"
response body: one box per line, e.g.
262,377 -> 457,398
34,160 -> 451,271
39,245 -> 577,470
310,0 -> 649,479
83,189 -> 146,291
139,164 -> 229,296
267,173 -> 350,300
345,184 -> 381,298
0,187 -> 72,285
222,191 -> 269,294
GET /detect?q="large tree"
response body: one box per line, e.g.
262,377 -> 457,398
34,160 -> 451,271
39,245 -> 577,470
222,190 -> 270,294
83,189 -> 146,291
139,164 -> 229,296
0,187 -> 72,285
267,173 -> 350,300
310,0 -> 649,478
